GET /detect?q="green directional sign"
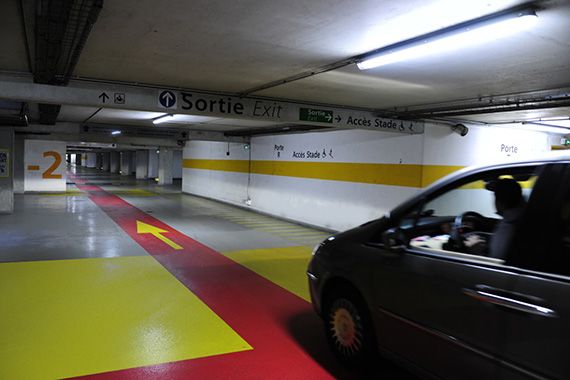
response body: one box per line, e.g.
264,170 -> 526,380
299,108 -> 333,123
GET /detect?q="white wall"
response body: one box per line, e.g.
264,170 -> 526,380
182,124 -> 554,231
423,124 -> 550,167
24,140 -> 67,192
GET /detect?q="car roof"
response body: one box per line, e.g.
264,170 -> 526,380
390,152 -> 570,218
428,151 -> 570,191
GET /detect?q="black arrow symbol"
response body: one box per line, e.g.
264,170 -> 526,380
335,115 -> 341,122
99,92 -> 109,103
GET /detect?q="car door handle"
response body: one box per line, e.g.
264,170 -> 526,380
463,287 -> 558,318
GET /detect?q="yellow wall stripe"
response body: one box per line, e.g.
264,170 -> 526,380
184,159 -> 465,188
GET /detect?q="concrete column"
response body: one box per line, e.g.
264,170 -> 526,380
173,150 -> 183,179
0,128 -> 15,214
120,151 -> 132,176
85,153 -> 97,168
130,151 -> 137,175
76,153 -> 82,166
101,152 -> 110,172
135,150 -> 149,179
148,149 -> 158,178
109,151 -> 120,174
13,134 -> 24,194
96,153 -> 103,169
158,147 -> 173,185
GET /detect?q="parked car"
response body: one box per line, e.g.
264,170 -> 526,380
308,155 -> 570,380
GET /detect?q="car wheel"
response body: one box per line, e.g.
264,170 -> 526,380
324,289 -> 376,365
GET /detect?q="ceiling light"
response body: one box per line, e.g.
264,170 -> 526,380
111,130 -> 121,135
153,114 -> 174,125
521,122 -> 570,135
357,7 -> 538,70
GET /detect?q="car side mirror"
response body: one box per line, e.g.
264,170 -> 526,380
382,228 -> 407,254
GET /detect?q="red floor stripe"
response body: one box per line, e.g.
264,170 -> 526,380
69,177 -> 355,379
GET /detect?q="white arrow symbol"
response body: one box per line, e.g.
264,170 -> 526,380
325,114 -> 332,122
161,91 -> 175,107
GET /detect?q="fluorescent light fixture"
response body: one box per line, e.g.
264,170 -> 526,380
153,114 -> 174,125
111,130 -> 121,135
522,122 -> 570,135
357,7 -> 537,70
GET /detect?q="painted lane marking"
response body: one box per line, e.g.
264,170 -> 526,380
136,220 -> 183,250
68,176 -> 350,379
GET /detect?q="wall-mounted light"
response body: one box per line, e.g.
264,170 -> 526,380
111,130 -> 121,135
153,114 -> 174,125
450,123 -> 469,137
357,6 -> 538,70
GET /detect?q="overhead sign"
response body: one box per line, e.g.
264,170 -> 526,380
0,80 -> 424,134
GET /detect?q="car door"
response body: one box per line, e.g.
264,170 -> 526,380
498,163 -> 570,380
371,164 -> 541,380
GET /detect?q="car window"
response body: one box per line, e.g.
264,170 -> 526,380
399,167 -> 539,261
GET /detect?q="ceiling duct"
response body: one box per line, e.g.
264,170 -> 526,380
34,0 -> 103,124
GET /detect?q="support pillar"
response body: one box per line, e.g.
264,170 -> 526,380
148,149 -> 158,179
158,147 -> 173,185
13,134 -> 24,194
135,150 -> 149,179
85,153 -> 97,168
0,128 -> 15,213
120,151 -> 132,176
101,152 -> 110,172
109,151 -> 119,174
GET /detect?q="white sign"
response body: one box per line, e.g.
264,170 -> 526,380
24,140 -> 67,192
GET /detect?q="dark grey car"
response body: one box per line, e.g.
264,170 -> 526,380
308,157 -> 570,380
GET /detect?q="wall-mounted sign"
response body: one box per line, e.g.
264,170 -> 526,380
24,140 -> 67,192
299,108 -> 333,123
0,149 -> 9,177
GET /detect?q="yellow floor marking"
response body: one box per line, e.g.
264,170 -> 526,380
0,256 -> 251,380
109,189 -> 156,196
35,190 -> 86,196
224,246 -> 313,302
136,220 -> 183,250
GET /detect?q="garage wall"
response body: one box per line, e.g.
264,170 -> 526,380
183,123 -> 553,231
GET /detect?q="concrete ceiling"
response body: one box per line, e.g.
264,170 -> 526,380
1,0 -> 569,141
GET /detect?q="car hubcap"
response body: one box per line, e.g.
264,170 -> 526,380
330,299 -> 363,357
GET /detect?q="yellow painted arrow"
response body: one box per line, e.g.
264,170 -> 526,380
136,220 -> 183,250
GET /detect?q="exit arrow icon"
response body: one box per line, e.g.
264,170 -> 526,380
98,92 -> 109,103
334,115 -> 341,123
136,220 -> 182,250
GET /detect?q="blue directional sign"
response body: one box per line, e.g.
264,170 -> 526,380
158,90 -> 177,109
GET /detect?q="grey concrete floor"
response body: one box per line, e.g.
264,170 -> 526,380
0,164 -> 331,263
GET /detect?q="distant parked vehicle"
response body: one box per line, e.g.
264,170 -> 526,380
308,155 -> 570,380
